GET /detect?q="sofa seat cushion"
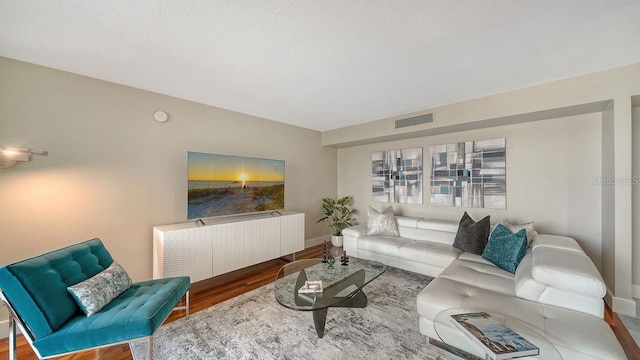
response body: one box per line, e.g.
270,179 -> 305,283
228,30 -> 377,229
417,276 -> 545,330
358,236 -> 413,257
437,257 -> 516,297
398,240 -> 462,268
32,276 -> 190,357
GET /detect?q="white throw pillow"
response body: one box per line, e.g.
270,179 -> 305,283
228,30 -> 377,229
366,206 -> 400,236
490,218 -> 537,245
67,262 -> 132,316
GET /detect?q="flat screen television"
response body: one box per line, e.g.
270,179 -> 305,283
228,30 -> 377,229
188,152 -> 285,219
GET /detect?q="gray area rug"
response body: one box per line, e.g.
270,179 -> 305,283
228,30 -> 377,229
130,267 -> 459,360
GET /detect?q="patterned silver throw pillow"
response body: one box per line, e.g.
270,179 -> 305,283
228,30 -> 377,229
67,261 -> 132,316
365,206 -> 400,236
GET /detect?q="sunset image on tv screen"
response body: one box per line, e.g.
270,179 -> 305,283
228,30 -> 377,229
187,152 -> 285,219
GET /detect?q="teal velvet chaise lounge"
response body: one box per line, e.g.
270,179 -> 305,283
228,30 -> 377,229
0,238 -> 190,359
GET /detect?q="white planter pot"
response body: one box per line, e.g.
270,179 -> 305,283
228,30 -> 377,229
331,235 -> 344,247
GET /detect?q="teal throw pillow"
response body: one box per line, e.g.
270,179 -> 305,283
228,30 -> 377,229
482,224 -> 528,274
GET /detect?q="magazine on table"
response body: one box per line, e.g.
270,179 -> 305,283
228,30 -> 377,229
450,312 -> 539,360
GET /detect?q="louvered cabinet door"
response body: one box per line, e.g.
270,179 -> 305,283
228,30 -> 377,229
250,217 -> 281,264
280,212 -> 304,256
212,222 -> 251,277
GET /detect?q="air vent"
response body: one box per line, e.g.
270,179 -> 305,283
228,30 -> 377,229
395,113 -> 433,128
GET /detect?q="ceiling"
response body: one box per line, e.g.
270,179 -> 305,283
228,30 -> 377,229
1,1 -> 640,132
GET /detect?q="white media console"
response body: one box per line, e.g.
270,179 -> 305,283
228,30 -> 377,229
153,211 -> 305,283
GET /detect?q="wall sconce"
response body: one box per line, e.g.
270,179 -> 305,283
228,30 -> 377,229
0,147 -> 48,169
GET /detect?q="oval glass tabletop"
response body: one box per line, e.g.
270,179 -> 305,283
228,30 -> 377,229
433,308 -> 562,360
274,257 -> 386,311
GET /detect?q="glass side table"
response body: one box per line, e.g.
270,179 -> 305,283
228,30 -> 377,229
433,308 -> 562,360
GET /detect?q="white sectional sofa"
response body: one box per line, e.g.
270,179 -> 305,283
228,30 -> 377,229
342,216 -> 627,360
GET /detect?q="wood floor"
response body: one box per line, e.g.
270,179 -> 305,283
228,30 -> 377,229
1,243 -> 639,360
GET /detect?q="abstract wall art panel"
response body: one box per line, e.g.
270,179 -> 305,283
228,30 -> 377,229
429,138 -> 506,209
372,147 -> 422,204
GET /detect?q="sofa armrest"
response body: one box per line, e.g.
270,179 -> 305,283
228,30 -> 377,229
342,224 -> 366,239
532,246 -> 606,298
514,234 -> 606,317
342,225 -> 366,257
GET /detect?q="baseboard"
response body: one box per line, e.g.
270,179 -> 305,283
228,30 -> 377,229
605,288 -> 636,317
605,288 -> 614,309
613,296 -> 637,317
305,235 -> 329,248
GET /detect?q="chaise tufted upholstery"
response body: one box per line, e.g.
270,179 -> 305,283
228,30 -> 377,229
0,238 -> 190,359
0,239 -> 113,339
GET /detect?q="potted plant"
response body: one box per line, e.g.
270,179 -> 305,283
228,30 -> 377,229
316,196 -> 356,247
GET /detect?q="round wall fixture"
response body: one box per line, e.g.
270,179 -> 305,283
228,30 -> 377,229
154,110 -> 168,123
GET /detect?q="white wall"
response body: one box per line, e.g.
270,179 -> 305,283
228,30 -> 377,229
338,113 -> 603,268
0,57 -> 337,325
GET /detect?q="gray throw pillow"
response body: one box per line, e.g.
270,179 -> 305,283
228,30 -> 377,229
366,206 -> 400,236
453,212 -> 491,255
67,261 -> 132,316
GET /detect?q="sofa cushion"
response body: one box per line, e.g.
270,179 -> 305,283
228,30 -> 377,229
395,216 -> 419,228
438,257 -> 516,297
453,212 -> 490,255
365,206 -> 400,236
398,240 -> 463,268
68,262 -> 132,316
417,219 -> 459,234
358,236 -> 413,257
417,275 -> 539,328
482,224 -> 528,273
32,276 -> 190,357
0,239 -> 113,338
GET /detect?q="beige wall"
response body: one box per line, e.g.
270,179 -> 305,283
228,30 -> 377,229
338,113 -> 603,267
0,57 -> 337,324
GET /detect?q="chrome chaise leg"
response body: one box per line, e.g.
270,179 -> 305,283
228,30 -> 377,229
185,290 -> 190,320
8,315 -> 16,360
147,336 -> 153,360
173,291 -> 190,320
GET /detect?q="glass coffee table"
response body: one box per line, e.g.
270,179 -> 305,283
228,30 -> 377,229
433,308 -> 562,360
274,257 -> 386,338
